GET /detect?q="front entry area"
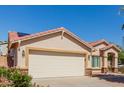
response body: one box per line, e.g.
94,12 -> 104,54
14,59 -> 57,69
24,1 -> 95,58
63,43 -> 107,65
28,49 -> 85,78
107,52 -> 115,72
101,48 -> 119,73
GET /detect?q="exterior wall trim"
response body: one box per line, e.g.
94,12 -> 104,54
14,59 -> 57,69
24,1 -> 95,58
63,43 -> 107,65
92,68 -> 101,70
26,47 -> 87,55
10,27 -> 92,51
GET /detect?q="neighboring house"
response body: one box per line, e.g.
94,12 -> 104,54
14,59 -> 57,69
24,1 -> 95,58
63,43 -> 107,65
0,41 -> 8,67
8,27 -> 121,78
0,41 -> 8,56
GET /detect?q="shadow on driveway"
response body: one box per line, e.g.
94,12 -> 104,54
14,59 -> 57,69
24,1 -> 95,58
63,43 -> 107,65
93,74 -> 124,84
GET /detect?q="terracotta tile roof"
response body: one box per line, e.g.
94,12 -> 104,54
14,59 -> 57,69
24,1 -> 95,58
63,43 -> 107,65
100,44 -> 113,50
8,27 -> 92,49
89,39 -> 109,46
8,28 -> 64,42
100,44 -> 121,52
89,39 -> 121,52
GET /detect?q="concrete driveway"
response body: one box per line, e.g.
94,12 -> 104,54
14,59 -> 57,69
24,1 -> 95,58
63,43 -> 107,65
32,75 -> 124,87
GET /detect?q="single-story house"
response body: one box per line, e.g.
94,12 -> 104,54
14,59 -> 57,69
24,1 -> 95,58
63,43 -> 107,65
8,27 -> 121,78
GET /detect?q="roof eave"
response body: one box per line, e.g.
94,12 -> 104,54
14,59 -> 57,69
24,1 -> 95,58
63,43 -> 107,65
100,45 -> 121,52
10,27 -> 93,51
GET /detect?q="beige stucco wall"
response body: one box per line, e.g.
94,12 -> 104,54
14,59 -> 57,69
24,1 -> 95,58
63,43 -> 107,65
16,32 -> 91,68
92,43 -> 118,57
103,48 -> 118,57
92,43 -> 107,56
91,43 -> 107,69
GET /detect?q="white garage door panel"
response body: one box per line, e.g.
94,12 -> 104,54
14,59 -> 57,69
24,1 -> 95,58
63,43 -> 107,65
29,51 -> 84,78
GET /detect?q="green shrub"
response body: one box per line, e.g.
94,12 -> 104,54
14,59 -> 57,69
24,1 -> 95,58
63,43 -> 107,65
0,67 -> 32,87
0,67 -> 7,77
10,70 -> 32,87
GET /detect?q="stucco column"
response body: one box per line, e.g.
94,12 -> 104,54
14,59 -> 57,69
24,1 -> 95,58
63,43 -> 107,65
103,56 -> 108,67
101,56 -> 108,73
113,57 -> 118,73
114,57 -> 118,68
100,57 -> 102,68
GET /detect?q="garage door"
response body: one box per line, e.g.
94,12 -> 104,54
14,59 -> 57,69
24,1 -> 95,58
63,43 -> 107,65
28,50 -> 85,78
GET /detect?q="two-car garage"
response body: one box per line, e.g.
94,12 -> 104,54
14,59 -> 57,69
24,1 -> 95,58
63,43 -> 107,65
28,48 -> 85,78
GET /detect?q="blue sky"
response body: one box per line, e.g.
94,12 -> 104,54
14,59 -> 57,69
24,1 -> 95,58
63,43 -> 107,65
0,5 -> 124,46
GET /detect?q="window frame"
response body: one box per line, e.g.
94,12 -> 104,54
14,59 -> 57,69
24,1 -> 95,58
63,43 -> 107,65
92,56 -> 100,68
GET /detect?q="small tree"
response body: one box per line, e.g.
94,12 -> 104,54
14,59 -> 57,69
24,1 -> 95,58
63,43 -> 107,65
119,49 -> 124,64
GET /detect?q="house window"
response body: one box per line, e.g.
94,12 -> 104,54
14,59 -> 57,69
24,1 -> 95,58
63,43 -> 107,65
92,56 -> 100,67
